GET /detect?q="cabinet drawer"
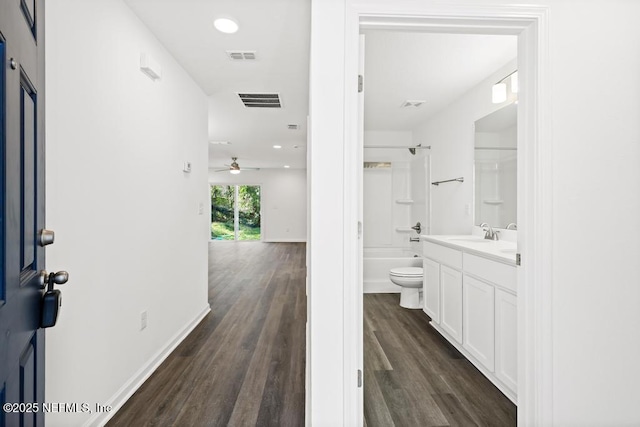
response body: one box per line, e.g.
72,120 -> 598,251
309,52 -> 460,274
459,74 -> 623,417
423,242 -> 462,269
463,253 -> 516,292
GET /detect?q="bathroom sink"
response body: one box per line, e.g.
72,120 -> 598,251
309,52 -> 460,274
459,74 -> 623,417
499,248 -> 517,254
448,237 -> 491,243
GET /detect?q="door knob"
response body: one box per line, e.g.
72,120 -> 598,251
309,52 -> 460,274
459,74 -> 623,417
52,271 -> 69,285
38,270 -> 68,289
40,271 -> 69,329
39,229 -> 55,246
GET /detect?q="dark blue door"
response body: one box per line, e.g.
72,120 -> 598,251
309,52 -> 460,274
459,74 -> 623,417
1,1 -> 46,426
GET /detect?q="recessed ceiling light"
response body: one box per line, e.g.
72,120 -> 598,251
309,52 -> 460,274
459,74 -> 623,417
284,165 -> 290,169
214,17 -> 239,34
273,145 -> 282,149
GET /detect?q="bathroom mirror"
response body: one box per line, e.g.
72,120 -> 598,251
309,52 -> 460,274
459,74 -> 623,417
474,103 -> 517,228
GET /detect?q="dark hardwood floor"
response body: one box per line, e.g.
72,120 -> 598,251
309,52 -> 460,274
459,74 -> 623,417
364,293 -> 517,427
108,242 -> 306,427
108,242 -> 514,426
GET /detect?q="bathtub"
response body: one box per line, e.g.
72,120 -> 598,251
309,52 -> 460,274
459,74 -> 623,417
363,247 -> 423,293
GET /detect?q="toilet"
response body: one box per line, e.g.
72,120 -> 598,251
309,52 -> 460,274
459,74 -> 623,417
389,267 -> 424,309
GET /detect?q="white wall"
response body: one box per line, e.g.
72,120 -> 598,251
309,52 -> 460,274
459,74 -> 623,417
45,1 -> 210,425
309,1 -> 640,426
208,169 -> 307,242
412,58 -> 517,234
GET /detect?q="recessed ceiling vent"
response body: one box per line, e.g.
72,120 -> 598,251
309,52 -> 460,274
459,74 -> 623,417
401,100 -> 426,108
238,93 -> 281,108
364,162 -> 391,169
227,51 -> 257,60
287,124 -> 298,130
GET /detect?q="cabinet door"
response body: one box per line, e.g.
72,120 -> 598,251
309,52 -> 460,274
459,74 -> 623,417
463,275 -> 495,371
440,265 -> 463,343
423,258 -> 440,323
495,289 -> 518,393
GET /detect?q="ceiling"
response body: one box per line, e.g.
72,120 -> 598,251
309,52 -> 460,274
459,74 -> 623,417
123,1 -> 516,171
124,0 -> 311,171
363,30 -> 517,131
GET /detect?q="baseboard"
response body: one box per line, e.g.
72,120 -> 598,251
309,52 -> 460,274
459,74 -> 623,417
364,280 -> 400,294
85,305 -> 211,427
262,238 -> 307,243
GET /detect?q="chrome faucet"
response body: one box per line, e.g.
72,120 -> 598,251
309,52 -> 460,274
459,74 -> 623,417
480,223 -> 499,241
506,223 -> 518,230
411,222 -> 422,234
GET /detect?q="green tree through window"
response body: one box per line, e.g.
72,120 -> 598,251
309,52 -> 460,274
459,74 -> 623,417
211,185 -> 261,240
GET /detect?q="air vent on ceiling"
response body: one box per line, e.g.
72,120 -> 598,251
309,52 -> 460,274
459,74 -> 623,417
401,100 -> 426,108
227,51 -> 257,61
238,93 -> 281,108
364,162 -> 392,169
287,124 -> 298,130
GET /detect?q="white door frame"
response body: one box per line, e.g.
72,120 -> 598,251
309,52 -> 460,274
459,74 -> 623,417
341,3 -> 552,426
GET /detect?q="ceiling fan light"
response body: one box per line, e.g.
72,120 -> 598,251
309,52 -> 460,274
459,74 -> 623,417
230,168 -> 241,174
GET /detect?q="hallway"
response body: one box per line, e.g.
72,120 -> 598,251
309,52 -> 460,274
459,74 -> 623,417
108,242 -> 306,426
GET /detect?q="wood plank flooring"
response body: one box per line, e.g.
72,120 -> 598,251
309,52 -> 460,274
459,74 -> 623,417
364,293 -> 517,427
108,242 -> 514,426
107,242 -> 306,427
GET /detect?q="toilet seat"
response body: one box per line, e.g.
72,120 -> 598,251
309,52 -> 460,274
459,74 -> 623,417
389,267 -> 423,277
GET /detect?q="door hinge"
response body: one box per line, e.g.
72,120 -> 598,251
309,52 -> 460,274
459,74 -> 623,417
358,75 -> 363,93
357,221 -> 362,239
357,369 -> 362,388
516,253 -> 521,266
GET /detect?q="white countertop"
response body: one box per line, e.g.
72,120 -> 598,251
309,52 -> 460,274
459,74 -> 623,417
421,234 -> 517,265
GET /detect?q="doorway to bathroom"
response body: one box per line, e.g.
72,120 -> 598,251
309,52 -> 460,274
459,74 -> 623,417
335,5 -> 552,426
210,185 -> 262,241
360,29 -> 519,425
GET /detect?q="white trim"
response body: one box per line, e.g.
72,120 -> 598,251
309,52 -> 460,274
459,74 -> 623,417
263,238 -> 307,243
339,3 -> 552,426
86,305 -> 211,427
516,8 -> 554,425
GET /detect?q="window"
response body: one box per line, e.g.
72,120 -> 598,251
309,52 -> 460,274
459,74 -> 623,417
210,185 -> 261,241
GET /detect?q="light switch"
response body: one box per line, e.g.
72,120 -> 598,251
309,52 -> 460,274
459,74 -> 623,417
198,202 -> 204,215
183,161 -> 192,173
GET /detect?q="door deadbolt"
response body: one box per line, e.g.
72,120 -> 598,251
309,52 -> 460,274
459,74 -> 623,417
39,229 -> 55,246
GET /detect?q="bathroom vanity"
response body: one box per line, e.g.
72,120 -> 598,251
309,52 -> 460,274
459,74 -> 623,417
421,234 -> 518,403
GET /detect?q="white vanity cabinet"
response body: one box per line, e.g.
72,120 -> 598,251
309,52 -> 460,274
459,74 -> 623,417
463,274 -> 495,371
422,237 -> 518,403
495,288 -> 518,393
440,265 -> 463,343
422,241 -> 463,342
422,257 -> 441,323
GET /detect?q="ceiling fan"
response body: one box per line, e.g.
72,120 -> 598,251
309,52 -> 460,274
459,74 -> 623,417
213,157 -> 260,174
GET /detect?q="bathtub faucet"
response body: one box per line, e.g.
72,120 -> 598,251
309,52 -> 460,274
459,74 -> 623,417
411,222 -> 422,234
